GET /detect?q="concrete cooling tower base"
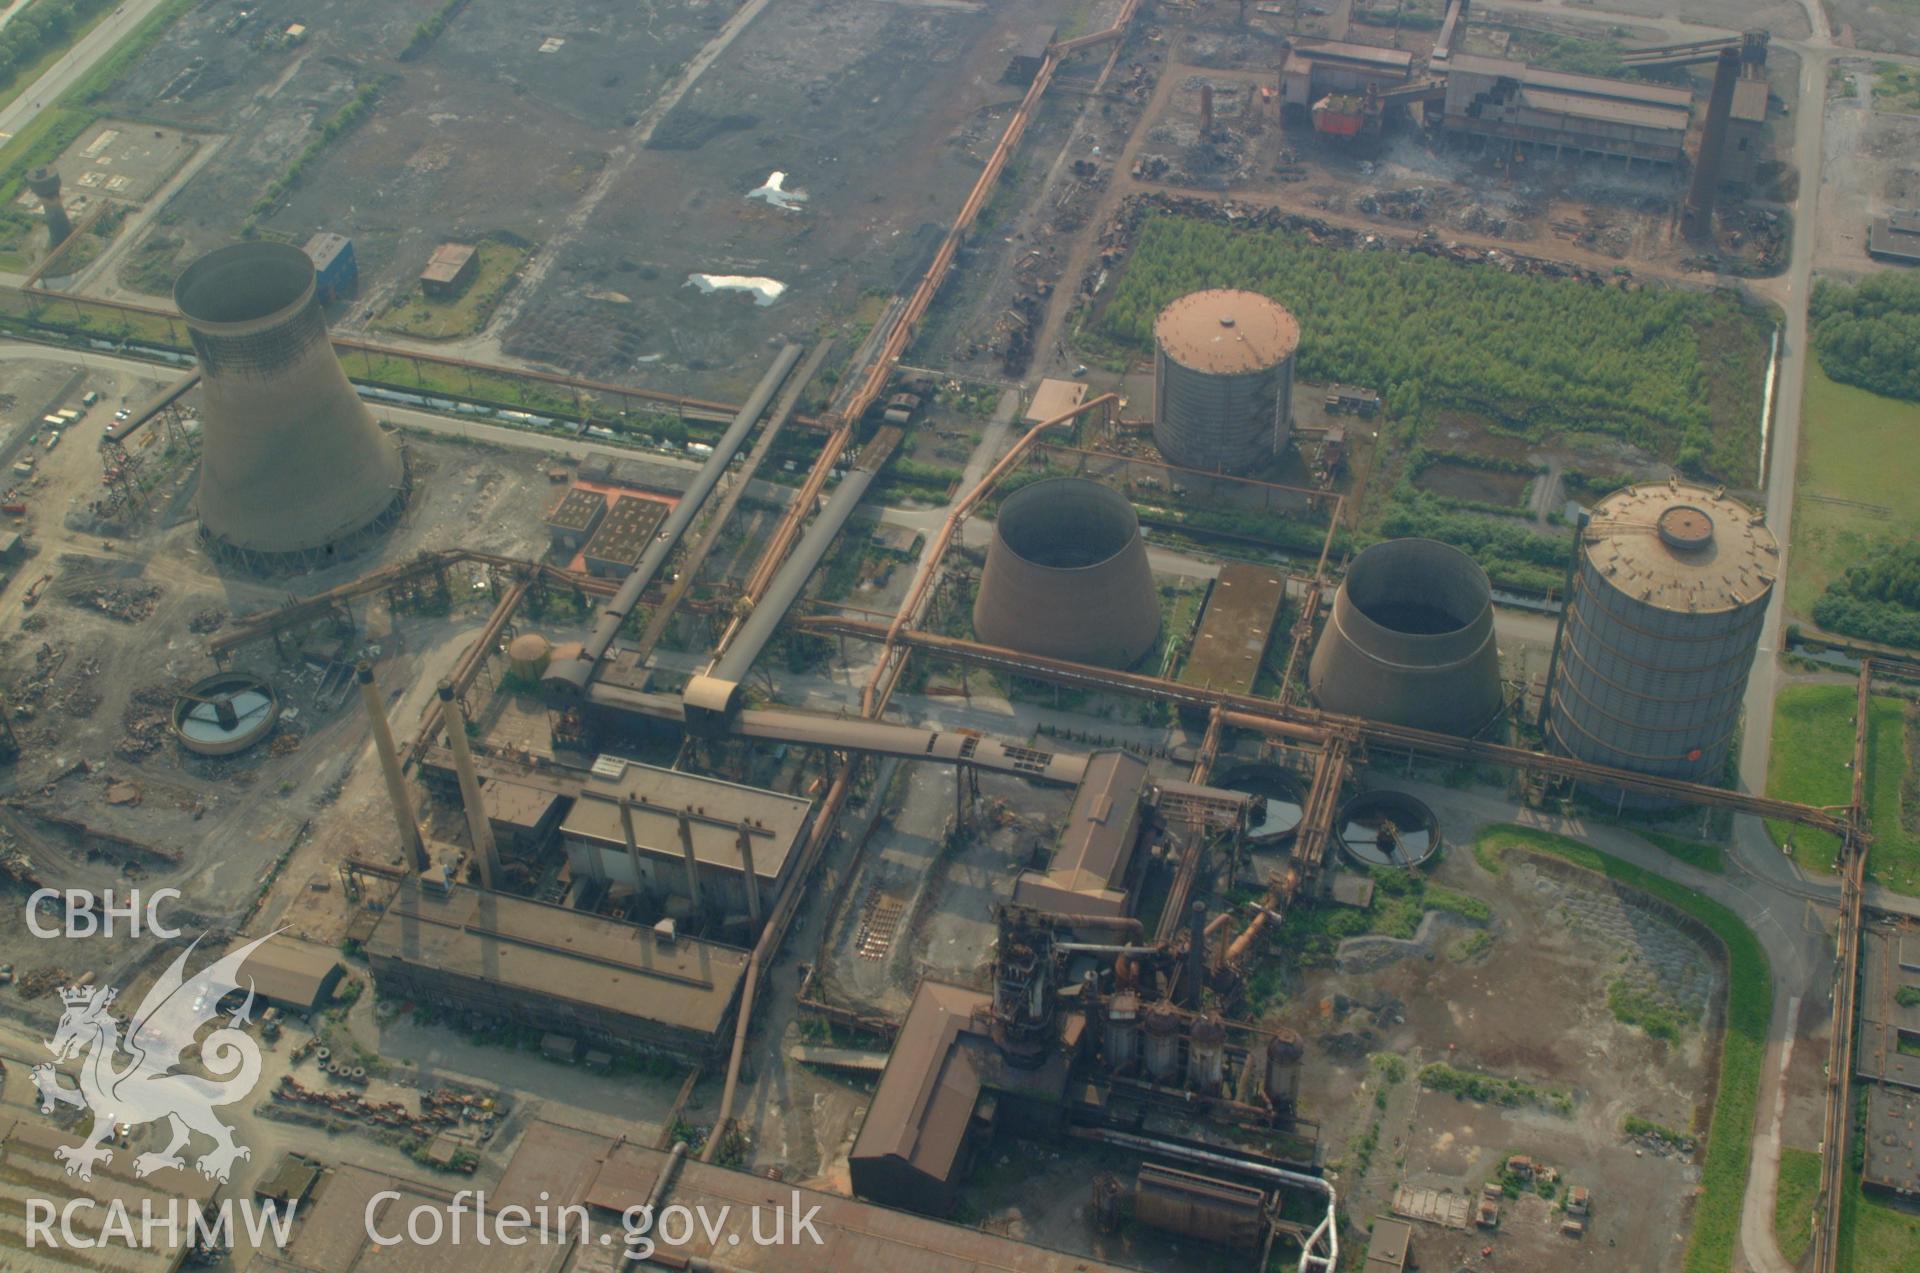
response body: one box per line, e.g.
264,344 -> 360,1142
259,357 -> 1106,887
1308,538 -> 1504,736
973,478 -> 1160,670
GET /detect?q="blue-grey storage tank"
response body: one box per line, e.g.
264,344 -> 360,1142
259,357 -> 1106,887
1546,481 -> 1778,793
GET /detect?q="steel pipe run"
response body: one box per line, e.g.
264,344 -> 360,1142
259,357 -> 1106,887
544,343 -> 804,697
1069,1128 -> 1337,1272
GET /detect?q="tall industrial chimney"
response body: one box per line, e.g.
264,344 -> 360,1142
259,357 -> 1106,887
437,681 -> 501,889
358,663 -> 429,873
1683,48 -> 1740,242
25,168 -> 70,248
174,243 -> 408,573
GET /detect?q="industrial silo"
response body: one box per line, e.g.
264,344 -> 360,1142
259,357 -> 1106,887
973,477 -> 1160,669
1152,288 -> 1298,474
1546,482 -> 1777,791
176,242 -> 408,573
1308,538 -> 1504,735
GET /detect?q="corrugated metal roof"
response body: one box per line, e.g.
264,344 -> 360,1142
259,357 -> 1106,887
1583,482 -> 1779,613
1731,75 -> 1768,122
365,883 -> 748,1035
1292,37 -> 1414,71
1014,749 -> 1147,914
238,933 -> 342,1010
850,982 -> 986,1186
559,760 -> 811,880
1519,87 -> 1690,133
1154,288 -> 1299,374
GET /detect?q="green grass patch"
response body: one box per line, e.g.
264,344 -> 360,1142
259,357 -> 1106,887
1898,986 -> 1920,1008
1838,1164 -> 1920,1273
1608,978 -> 1691,1041
1471,825 -> 1770,1273
1418,1061 -> 1573,1116
371,240 -> 529,340
1637,830 -> 1727,874
1873,61 -> 1920,113
1773,1148 -> 1819,1266
1763,685 -> 1920,892
1788,362 -> 1920,618
1448,930 -> 1494,962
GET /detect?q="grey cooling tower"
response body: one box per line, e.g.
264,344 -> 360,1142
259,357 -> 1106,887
973,477 -> 1160,669
175,242 -> 408,573
1308,538 -> 1503,735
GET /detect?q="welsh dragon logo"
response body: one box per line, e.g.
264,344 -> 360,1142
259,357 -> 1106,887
31,932 -> 277,1184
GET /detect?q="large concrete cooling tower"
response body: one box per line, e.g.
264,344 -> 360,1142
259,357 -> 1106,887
1546,482 -> 1777,791
176,242 -> 408,573
1309,538 -> 1503,735
1153,289 -> 1298,474
973,477 -> 1159,669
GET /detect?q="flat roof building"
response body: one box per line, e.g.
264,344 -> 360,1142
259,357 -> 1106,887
1864,1085 -> 1920,1197
1280,39 -> 1415,107
1868,210 -> 1920,265
1,1115 -> 219,1273
1365,1216 -> 1415,1272
420,242 -> 478,298
545,485 -> 608,553
303,232 -> 356,304
238,933 -> 345,1015
1024,377 -> 1088,425
246,1119 -> 1141,1273
1860,927 -> 1920,1091
364,883 -> 749,1060
582,494 -> 668,577
559,761 -> 813,916
480,775 -> 564,850
1181,561 -> 1286,696
848,980 -> 1074,1216
1012,749 -> 1150,917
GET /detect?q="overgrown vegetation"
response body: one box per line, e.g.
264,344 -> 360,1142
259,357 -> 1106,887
400,0 -> 472,60
1261,867 -> 1487,980
1608,978 -> 1691,1041
1103,214 -> 1768,481
1472,825 -> 1771,1273
1624,1114 -> 1693,1151
1418,1061 -> 1574,1116
1814,542 -> 1920,648
250,81 -> 386,222
1765,685 -> 1920,893
1811,273 -> 1920,403
0,0 -> 117,104
1774,1147 -> 1820,1266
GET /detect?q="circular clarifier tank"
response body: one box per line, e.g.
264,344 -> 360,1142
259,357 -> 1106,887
1216,763 -> 1305,845
1335,790 -> 1441,869
171,672 -> 279,756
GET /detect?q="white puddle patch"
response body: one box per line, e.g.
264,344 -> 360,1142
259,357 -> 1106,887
747,170 -> 807,211
686,273 -> 787,305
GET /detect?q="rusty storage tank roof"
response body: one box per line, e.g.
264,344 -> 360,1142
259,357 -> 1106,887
508,633 -> 552,662
1154,289 -> 1299,374
1582,481 -> 1779,613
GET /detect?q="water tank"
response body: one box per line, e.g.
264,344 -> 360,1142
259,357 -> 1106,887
176,242 -> 408,573
508,633 -> 553,682
973,477 -> 1160,668
1309,538 -> 1503,735
1264,1029 -> 1304,1111
1546,482 -> 1778,793
1142,1003 -> 1181,1081
1153,289 -> 1298,474
1217,763 -> 1305,846
1105,990 -> 1141,1071
1189,1014 -> 1227,1091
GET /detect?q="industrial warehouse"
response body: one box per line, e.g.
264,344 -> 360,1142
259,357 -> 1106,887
0,0 -> 1913,1269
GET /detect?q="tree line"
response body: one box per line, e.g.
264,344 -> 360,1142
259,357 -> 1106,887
1813,541 -> 1920,649
1811,273 -> 1920,402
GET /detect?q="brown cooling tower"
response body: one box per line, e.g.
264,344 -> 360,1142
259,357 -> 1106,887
175,242 -> 408,573
1308,538 -> 1503,735
973,477 -> 1160,669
